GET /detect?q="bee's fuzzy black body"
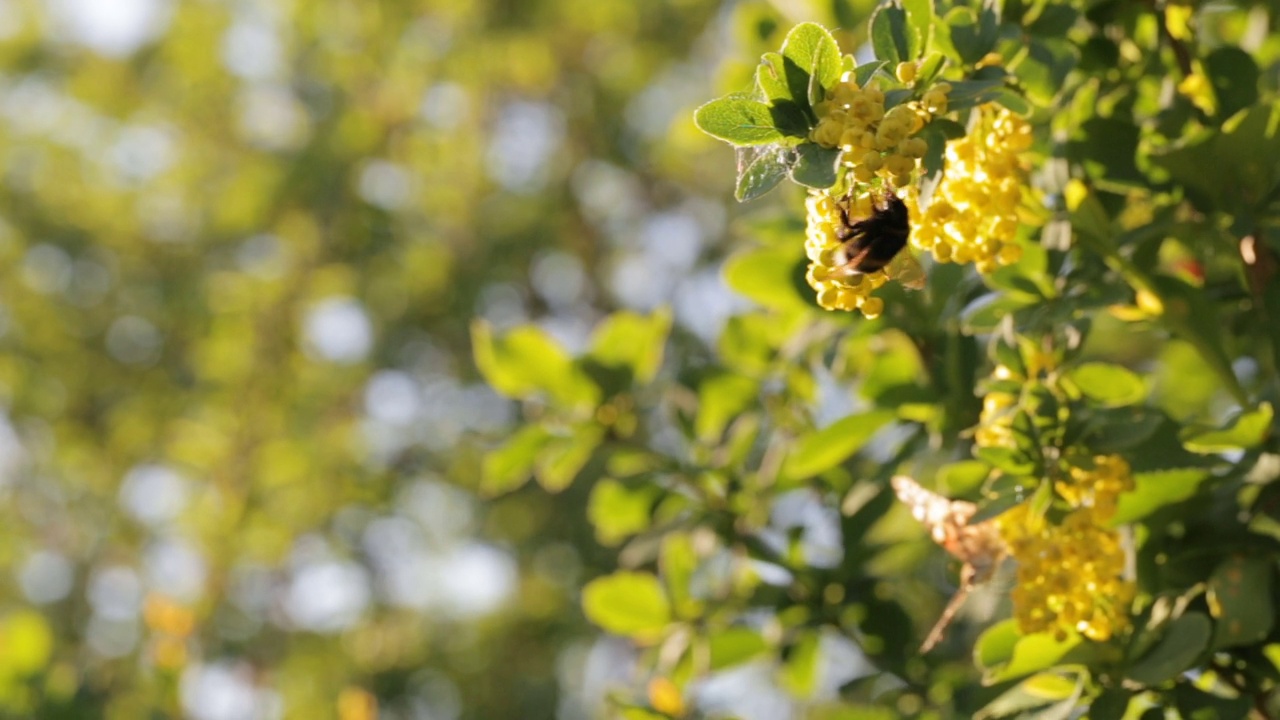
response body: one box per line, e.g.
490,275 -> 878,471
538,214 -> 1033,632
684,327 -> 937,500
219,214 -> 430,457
834,192 -> 911,274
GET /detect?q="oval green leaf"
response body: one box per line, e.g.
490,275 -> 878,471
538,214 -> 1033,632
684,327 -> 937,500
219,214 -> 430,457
1125,611 -> 1211,685
582,571 -> 672,638
781,410 -> 895,482
1067,362 -> 1146,407
694,96 -> 785,146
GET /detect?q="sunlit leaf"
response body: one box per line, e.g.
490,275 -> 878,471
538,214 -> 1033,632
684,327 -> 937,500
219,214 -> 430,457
870,1 -> 917,66
779,630 -> 821,697
588,479 -> 659,546
1110,468 -> 1211,526
780,22 -> 842,109
1066,362 -> 1146,407
588,309 -> 672,385
978,621 -> 1087,683
723,246 -> 813,313
781,410 -> 895,482
481,424 -> 553,496
582,572 -> 672,639
1180,402 -> 1273,453
472,321 -> 600,408
708,627 -> 769,670
535,425 -> 604,492
694,96 -> 787,146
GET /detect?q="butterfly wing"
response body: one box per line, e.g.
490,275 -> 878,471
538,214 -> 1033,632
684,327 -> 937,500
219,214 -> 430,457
891,476 -> 1008,651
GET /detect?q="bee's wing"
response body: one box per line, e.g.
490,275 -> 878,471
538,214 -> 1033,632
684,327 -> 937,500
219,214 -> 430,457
884,251 -> 926,290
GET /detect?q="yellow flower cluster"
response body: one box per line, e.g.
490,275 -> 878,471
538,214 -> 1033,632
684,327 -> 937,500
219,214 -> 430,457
809,63 -> 950,188
802,191 -> 889,317
907,105 -> 1032,273
1056,454 -> 1133,522
975,387 -> 1018,449
996,456 -> 1136,642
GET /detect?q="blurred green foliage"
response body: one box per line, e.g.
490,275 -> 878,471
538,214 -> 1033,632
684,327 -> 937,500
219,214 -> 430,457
477,0 -> 1280,718
7,0 -> 1280,719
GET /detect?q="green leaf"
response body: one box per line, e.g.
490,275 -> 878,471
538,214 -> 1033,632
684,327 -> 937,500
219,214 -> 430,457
535,425 -> 604,492
757,52 -> 792,103
901,0 -> 934,58
1082,407 -> 1164,453
481,424 -> 553,496
1172,684 -> 1252,719
974,619 -> 1020,669
978,621 -> 1086,683
588,309 -> 672,385
941,6 -> 998,65
938,460 -> 991,496
853,60 -> 889,87
926,118 -> 967,140
915,51 -> 946,86
779,630 -> 821,697
974,445 -> 1038,476
976,673 -> 1081,720
694,96 -> 786,146
1010,38 -> 1076,106
1026,4 -> 1079,36
1204,46 -> 1259,121
961,294 -> 1037,334
723,246 -> 812,313
588,479 -> 659,546
870,1 -> 917,66
1068,117 -> 1143,187
1125,611 -> 1211,685
1110,468 -> 1211,526
709,627 -> 769,670
582,571 -> 672,638
696,373 -> 759,442
781,410 -> 895,482
1149,275 -> 1247,408
1066,362 -> 1146,407
789,143 -> 840,190
661,533 -> 701,617
1207,555 -> 1274,649
1180,402 -> 1273,453
1088,689 -> 1134,720
735,145 -> 791,201
944,77 -> 1007,113
1150,103 -> 1280,215
780,22 -> 843,110
472,321 -> 600,408
861,331 -> 926,402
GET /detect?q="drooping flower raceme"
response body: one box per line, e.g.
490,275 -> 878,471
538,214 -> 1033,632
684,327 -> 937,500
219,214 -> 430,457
996,456 -> 1136,642
802,64 -> 950,317
906,105 -> 1031,274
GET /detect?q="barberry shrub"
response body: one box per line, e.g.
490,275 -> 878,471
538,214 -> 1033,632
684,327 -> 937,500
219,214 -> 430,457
476,2 -> 1280,718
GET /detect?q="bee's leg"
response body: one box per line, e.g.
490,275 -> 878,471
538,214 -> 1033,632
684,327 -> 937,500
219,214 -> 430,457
834,208 -> 856,241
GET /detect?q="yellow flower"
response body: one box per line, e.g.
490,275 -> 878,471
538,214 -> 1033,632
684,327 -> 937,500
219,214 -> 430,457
995,457 -> 1135,642
908,105 -> 1029,273
803,190 -> 892,316
809,78 -> 952,187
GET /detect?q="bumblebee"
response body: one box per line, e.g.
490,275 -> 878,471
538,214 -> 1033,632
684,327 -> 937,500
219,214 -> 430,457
832,191 -> 909,273
830,190 -> 924,289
